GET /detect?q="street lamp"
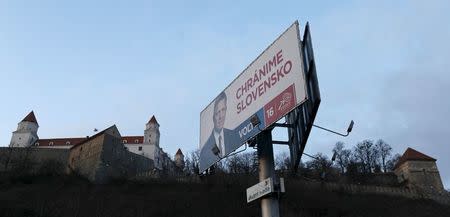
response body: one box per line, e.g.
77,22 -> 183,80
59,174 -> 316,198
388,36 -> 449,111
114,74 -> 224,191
313,120 -> 355,137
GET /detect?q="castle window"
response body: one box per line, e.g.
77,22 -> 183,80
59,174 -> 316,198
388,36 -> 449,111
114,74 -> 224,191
66,141 -> 71,145
123,140 -> 128,144
49,142 -> 54,146
135,139 -> 139,144
138,146 -> 142,151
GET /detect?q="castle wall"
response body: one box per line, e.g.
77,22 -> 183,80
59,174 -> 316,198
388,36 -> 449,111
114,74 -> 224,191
68,135 -> 105,181
290,179 -> 450,206
0,147 -> 69,173
95,134 -> 154,183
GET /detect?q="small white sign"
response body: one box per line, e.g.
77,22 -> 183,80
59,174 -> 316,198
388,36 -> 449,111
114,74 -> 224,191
246,178 -> 274,203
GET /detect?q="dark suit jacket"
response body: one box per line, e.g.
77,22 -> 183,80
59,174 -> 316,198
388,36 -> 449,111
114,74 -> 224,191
199,128 -> 240,172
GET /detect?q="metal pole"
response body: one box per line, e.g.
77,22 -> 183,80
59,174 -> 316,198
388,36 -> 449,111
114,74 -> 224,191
256,129 -> 280,217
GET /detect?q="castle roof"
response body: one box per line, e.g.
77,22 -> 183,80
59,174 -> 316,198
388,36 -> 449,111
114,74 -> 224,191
36,138 -> 87,147
176,148 -> 183,155
121,136 -> 144,144
35,135 -> 145,147
148,115 -> 159,125
22,111 -> 38,124
70,125 -> 118,150
394,147 -> 436,169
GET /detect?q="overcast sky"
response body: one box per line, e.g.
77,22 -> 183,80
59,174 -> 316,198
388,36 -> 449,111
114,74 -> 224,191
1,0 -> 449,188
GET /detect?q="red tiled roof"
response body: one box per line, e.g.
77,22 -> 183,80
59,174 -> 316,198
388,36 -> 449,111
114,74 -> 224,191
36,135 -> 143,147
22,111 -> 38,124
176,148 -> 183,155
36,138 -> 87,147
394,147 -> 436,169
34,136 -> 144,146
121,136 -> 144,144
148,115 -> 159,125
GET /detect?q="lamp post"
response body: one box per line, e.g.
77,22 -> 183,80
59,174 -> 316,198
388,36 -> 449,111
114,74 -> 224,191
313,120 -> 354,137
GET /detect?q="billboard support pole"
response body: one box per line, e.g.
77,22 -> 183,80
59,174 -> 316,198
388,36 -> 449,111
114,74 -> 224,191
256,129 -> 280,217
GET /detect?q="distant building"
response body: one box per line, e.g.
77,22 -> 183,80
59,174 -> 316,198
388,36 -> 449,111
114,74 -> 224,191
9,111 -> 182,171
394,147 -> 445,192
174,148 -> 185,170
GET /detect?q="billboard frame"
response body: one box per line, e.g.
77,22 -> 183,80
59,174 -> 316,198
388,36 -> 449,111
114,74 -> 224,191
286,22 -> 321,174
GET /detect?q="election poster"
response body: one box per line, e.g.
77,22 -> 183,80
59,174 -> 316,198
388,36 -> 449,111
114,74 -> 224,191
199,21 -> 307,173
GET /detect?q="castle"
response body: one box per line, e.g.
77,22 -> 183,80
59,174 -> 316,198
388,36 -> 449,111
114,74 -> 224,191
5,111 -> 185,182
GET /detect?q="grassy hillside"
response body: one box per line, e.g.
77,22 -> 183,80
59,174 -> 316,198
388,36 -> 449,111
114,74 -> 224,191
0,174 -> 449,217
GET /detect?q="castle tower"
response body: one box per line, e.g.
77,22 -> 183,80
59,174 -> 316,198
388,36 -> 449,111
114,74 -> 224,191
174,148 -> 185,169
394,147 -> 444,192
9,111 -> 39,147
144,115 -> 160,147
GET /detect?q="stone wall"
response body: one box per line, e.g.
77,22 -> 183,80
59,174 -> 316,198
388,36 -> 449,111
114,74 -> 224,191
292,178 -> 450,206
0,147 -> 69,173
339,172 -> 400,187
68,134 -> 105,181
95,133 -> 154,183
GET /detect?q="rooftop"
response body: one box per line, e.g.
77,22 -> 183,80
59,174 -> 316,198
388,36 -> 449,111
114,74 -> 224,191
395,147 -> 436,169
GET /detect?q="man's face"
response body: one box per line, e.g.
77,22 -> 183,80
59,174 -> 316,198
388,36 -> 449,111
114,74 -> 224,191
213,99 -> 227,131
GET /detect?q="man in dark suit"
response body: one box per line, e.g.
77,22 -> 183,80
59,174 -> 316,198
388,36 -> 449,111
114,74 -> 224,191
200,92 -> 239,171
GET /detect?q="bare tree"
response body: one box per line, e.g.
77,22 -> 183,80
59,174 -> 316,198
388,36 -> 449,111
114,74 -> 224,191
305,153 -> 333,175
332,142 -> 352,174
353,140 -> 379,173
386,153 -> 401,172
375,139 -> 392,172
185,150 -> 200,175
214,159 -> 228,174
227,152 -> 257,174
275,152 -> 291,171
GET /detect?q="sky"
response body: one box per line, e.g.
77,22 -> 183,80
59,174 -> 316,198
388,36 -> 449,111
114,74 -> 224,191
0,0 -> 449,188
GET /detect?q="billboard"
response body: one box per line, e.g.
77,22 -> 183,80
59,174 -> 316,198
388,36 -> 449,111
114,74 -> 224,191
199,21 -> 307,173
